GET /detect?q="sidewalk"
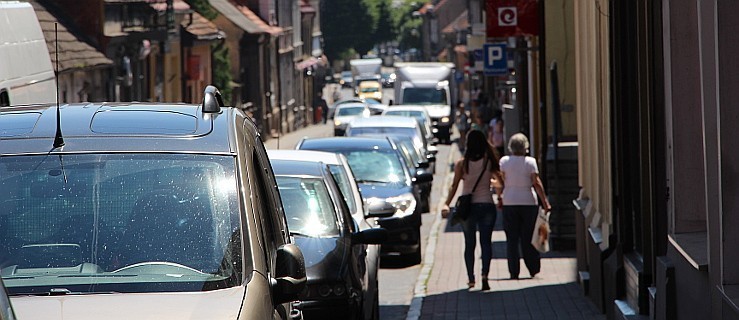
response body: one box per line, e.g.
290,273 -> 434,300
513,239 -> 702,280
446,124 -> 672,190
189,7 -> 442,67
263,122 -> 333,150
415,147 -> 604,320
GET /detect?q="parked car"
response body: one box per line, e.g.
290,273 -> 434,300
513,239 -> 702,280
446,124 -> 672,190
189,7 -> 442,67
0,86 -> 306,320
381,105 -> 438,146
340,71 -> 353,88
346,116 -> 430,159
295,137 -> 432,264
332,102 -> 371,136
329,98 -> 386,119
380,72 -> 395,88
0,279 -> 16,320
357,80 -> 382,102
269,158 -> 386,320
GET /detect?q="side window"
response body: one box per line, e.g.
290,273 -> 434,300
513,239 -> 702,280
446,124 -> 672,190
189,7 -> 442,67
250,149 -> 277,266
0,90 -> 9,107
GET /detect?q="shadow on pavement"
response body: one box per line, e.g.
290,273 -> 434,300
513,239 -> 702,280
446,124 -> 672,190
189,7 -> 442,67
419,283 -> 604,320
380,255 -> 420,269
380,304 -> 409,320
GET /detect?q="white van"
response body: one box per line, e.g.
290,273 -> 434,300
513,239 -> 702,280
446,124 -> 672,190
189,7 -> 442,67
0,1 -> 56,107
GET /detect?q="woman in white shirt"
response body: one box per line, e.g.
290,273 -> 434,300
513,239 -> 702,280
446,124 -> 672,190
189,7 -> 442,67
498,133 -> 551,279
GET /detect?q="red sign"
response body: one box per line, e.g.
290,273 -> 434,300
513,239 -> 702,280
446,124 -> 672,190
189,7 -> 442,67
486,0 -> 539,38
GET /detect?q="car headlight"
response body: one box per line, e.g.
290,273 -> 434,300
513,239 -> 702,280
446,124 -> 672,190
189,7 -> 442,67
334,119 -> 342,126
385,193 -> 416,217
441,116 -> 450,123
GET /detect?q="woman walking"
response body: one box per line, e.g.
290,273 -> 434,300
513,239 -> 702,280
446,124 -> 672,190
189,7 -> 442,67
441,130 -> 502,291
497,133 -> 551,279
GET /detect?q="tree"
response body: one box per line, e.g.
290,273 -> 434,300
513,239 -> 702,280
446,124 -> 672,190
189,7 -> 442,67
373,0 -> 395,45
321,0 -> 377,60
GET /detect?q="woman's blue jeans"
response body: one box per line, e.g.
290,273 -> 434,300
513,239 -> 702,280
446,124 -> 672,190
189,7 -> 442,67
461,203 -> 497,283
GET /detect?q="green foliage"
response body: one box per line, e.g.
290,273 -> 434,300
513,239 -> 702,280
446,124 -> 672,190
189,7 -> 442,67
392,0 -> 424,51
322,0 -> 400,60
184,0 -> 218,21
211,43 -> 232,99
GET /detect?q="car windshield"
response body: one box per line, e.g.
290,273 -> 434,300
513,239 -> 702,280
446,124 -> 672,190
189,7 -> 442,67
338,150 -> 406,184
384,110 -> 426,123
403,88 -> 448,105
275,176 -> 340,237
347,127 -> 417,139
327,165 -> 358,213
360,86 -> 379,93
0,154 -> 243,295
337,106 -> 366,116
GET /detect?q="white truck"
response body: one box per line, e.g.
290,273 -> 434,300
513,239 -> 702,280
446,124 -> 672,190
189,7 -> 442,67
349,58 -> 382,96
0,1 -> 56,107
393,62 -> 455,143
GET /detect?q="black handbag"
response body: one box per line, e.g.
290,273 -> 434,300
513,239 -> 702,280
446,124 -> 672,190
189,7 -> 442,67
452,158 -> 487,225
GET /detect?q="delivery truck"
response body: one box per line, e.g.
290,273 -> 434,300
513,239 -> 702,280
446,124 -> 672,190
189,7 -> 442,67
350,58 -> 382,96
0,1 -> 56,107
393,62 -> 455,143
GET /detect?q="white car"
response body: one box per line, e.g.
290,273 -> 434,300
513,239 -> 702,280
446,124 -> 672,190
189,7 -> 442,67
332,102 -> 371,136
382,105 -> 438,146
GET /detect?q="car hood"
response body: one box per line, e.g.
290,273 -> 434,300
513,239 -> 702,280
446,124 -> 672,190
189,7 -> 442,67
10,286 -> 246,320
423,105 -> 451,119
294,236 -> 348,281
358,182 -> 412,200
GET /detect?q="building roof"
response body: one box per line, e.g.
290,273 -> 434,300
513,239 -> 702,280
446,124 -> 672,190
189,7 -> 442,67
209,0 -> 281,35
148,0 -> 222,40
29,0 -> 113,73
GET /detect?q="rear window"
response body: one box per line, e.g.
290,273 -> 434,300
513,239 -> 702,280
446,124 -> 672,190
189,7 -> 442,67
0,154 -> 244,295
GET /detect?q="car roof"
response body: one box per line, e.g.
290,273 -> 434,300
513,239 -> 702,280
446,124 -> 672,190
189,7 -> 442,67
0,103 -> 244,155
268,150 -> 342,165
270,159 -> 327,177
335,102 -> 366,109
383,106 -> 429,114
347,115 -> 418,128
298,137 -> 394,151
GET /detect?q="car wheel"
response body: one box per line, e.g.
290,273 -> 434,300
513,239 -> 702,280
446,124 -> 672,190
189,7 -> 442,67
421,196 -> 430,213
406,228 -> 422,265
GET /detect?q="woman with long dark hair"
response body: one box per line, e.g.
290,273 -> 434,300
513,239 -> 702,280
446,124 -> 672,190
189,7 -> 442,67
441,130 -> 502,291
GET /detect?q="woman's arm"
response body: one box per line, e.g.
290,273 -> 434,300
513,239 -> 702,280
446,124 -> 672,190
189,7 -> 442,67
531,173 -> 551,211
441,159 -> 465,216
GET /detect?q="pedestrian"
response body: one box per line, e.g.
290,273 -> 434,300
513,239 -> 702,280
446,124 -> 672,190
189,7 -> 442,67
489,116 -> 505,157
470,104 -> 486,135
497,133 -> 552,279
441,130 -> 502,291
315,91 -> 329,124
455,101 -> 470,150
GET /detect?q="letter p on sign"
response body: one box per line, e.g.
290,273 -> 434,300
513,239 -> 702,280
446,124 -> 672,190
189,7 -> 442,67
483,43 -> 507,76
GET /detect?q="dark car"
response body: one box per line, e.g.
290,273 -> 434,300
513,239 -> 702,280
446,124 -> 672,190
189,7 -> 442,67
0,86 -> 306,320
295,137 -> 432,264
380,72 -> 395,88
270,159 -> 386,320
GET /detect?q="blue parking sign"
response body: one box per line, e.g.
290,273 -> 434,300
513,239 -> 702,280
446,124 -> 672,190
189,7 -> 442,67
483,43 -> 507,76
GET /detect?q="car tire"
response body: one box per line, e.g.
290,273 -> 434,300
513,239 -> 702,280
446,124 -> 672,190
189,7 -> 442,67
406,228 -> 422,265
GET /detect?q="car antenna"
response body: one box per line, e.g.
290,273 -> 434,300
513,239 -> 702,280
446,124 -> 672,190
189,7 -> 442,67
53,23 -> 64,149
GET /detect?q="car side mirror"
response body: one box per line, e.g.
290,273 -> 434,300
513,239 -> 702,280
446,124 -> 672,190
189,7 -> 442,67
412,172 -> 433,184
366,201 -> 395,218
272,244 -> 306,305
352,228 -> 388,245
416,161 -> 430,169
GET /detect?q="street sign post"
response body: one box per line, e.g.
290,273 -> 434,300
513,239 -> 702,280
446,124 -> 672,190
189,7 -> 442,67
483,43 -> 507,76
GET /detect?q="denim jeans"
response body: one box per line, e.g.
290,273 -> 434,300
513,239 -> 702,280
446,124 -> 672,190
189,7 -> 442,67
461,203 -> 497,283
502,205 -> 540,278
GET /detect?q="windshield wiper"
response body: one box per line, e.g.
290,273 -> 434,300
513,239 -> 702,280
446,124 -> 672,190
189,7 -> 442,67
355,179 -> 388,184
10,288 -> 120,296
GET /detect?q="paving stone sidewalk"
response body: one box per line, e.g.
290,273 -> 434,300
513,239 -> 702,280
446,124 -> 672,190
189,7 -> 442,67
419,146 -> 604,320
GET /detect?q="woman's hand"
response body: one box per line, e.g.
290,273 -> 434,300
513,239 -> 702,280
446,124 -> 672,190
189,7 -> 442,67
496,196 -> 503,209
441,204 -> 451,218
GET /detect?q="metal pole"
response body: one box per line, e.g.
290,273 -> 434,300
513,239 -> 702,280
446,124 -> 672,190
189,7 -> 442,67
538,0 -> 548,187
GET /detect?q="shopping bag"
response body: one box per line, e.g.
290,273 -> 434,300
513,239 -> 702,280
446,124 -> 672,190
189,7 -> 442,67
531,209 -> 550,253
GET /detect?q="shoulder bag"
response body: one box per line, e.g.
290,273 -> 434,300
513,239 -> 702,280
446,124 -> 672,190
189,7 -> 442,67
452,158 -> 487,225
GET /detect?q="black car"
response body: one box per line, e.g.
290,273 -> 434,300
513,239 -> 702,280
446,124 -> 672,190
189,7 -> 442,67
0,86 -> 306,319
295,137 -> 432,264
270,159 -> 386,320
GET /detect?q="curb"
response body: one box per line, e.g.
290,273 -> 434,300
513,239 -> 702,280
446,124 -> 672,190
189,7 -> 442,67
406,144 -> 458,320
